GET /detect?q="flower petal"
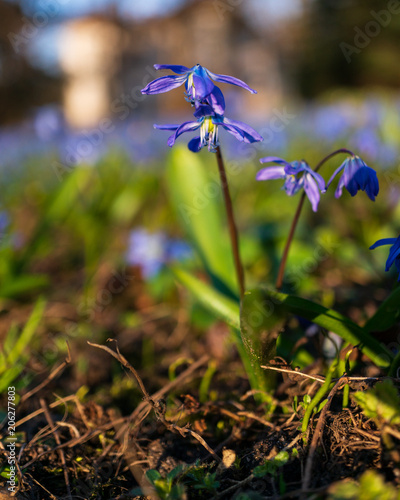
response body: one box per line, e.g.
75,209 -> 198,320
141,74 -> 187,94
385,237 -> 400,271
259,156 -> 291,166
193,104 -> 214,118
220,117 -> 263,143
191,66 -> 215,99
369,238 -> 397,250
206,69 -> 257,94
153,64 -> 190,74
303,173 -> 321,212
310,170 -> 326,192
334,174 -> 346,199
353,166 -> 379,201
188,136 -> 202,152
256,166 -> 286,181
154,123 -> 179,131
326,161 -> 346,190
206,86 -> 225,115
167,120 -> 201,147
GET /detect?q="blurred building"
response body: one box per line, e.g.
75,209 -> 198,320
59,15 -> 122,128
58,0 -> 284,128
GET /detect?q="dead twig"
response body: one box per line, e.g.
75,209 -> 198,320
20,344 -> 71,404
40,399 -> 72,500
88,341 -> 221,461
111,408 -> 160,500
301,376 -> 348,496
14,395 -> 76,428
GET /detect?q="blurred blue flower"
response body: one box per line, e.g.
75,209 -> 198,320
0,211 -> 9,233
126,229 -> 192,279
311,104 -> 352,142
326,155 -> 379,201
141,64 -> 256,111
256,156 -> 326,212
33,106 -> 65,142
352,128 -> 380,161
370,235 -> 400,281
155,107 -> 263,153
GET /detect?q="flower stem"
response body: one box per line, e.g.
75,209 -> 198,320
276,192 -> 306,290
215,146 -> 245,299
314,148 -> 354,173
276,148 -> 354,290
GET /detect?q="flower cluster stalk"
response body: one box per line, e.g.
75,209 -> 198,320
216,146 -> 245,298
274,148 -> 379,289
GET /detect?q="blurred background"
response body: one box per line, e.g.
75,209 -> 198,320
0,0 -> 399,434
2,0 -> 400,165
0,0 -> 400,375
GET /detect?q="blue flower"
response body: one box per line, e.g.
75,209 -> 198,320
370,235 -> 400,281
141,64 -> 256,112
256,156 -> 326,212
155,107 -> 263,153
126,229 -> 192,279
326,155 -> 379,201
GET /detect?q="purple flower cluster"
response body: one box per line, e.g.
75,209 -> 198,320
142,64 -> 263,152
256,154 -> 379,212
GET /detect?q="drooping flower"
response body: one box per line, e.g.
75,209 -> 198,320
369,235 -> 400,281
141,64 -> 256,113
326,155 -> 379,201
155,106 -> 263,153
256,156 -> 326,212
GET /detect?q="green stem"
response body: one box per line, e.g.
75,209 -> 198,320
301,362 -> 337,436
275,148 -> 354,290
215,146 -> 245,299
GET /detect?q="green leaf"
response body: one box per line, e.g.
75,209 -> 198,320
0,297 -> 46,392
146,469 -> 162,483
241,288 -> 286,393
328,469 -> 400,500
253,450 -> 290,478
167,465 -> 185,481
263,288 -> 393,369
171,268 -> 270,399
0,274 -> 48,299
166,146 -> 237,295
353,379 -> 400,425
364,286 -> 400,333
171,267 -> 239,329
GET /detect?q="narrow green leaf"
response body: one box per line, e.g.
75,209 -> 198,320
166,146 -> 237,294
241,289 -> 286,393
0,274 -> 48,299
0,298 -> 46,392
263,288 -> 393,369
171,267 -> 239,329
364,286 -> 400,333
172,268 -> 270,399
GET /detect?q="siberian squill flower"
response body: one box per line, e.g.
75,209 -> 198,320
326,155 -> 379,201
256,156 -> 326,212
369,235 -> 400,281
141,64 -> 256,112
126,228 -> 192,279
155,105 -> 263,153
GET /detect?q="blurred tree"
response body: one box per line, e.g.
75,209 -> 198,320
0,0 -> 61,124
294,0 -> 400,97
